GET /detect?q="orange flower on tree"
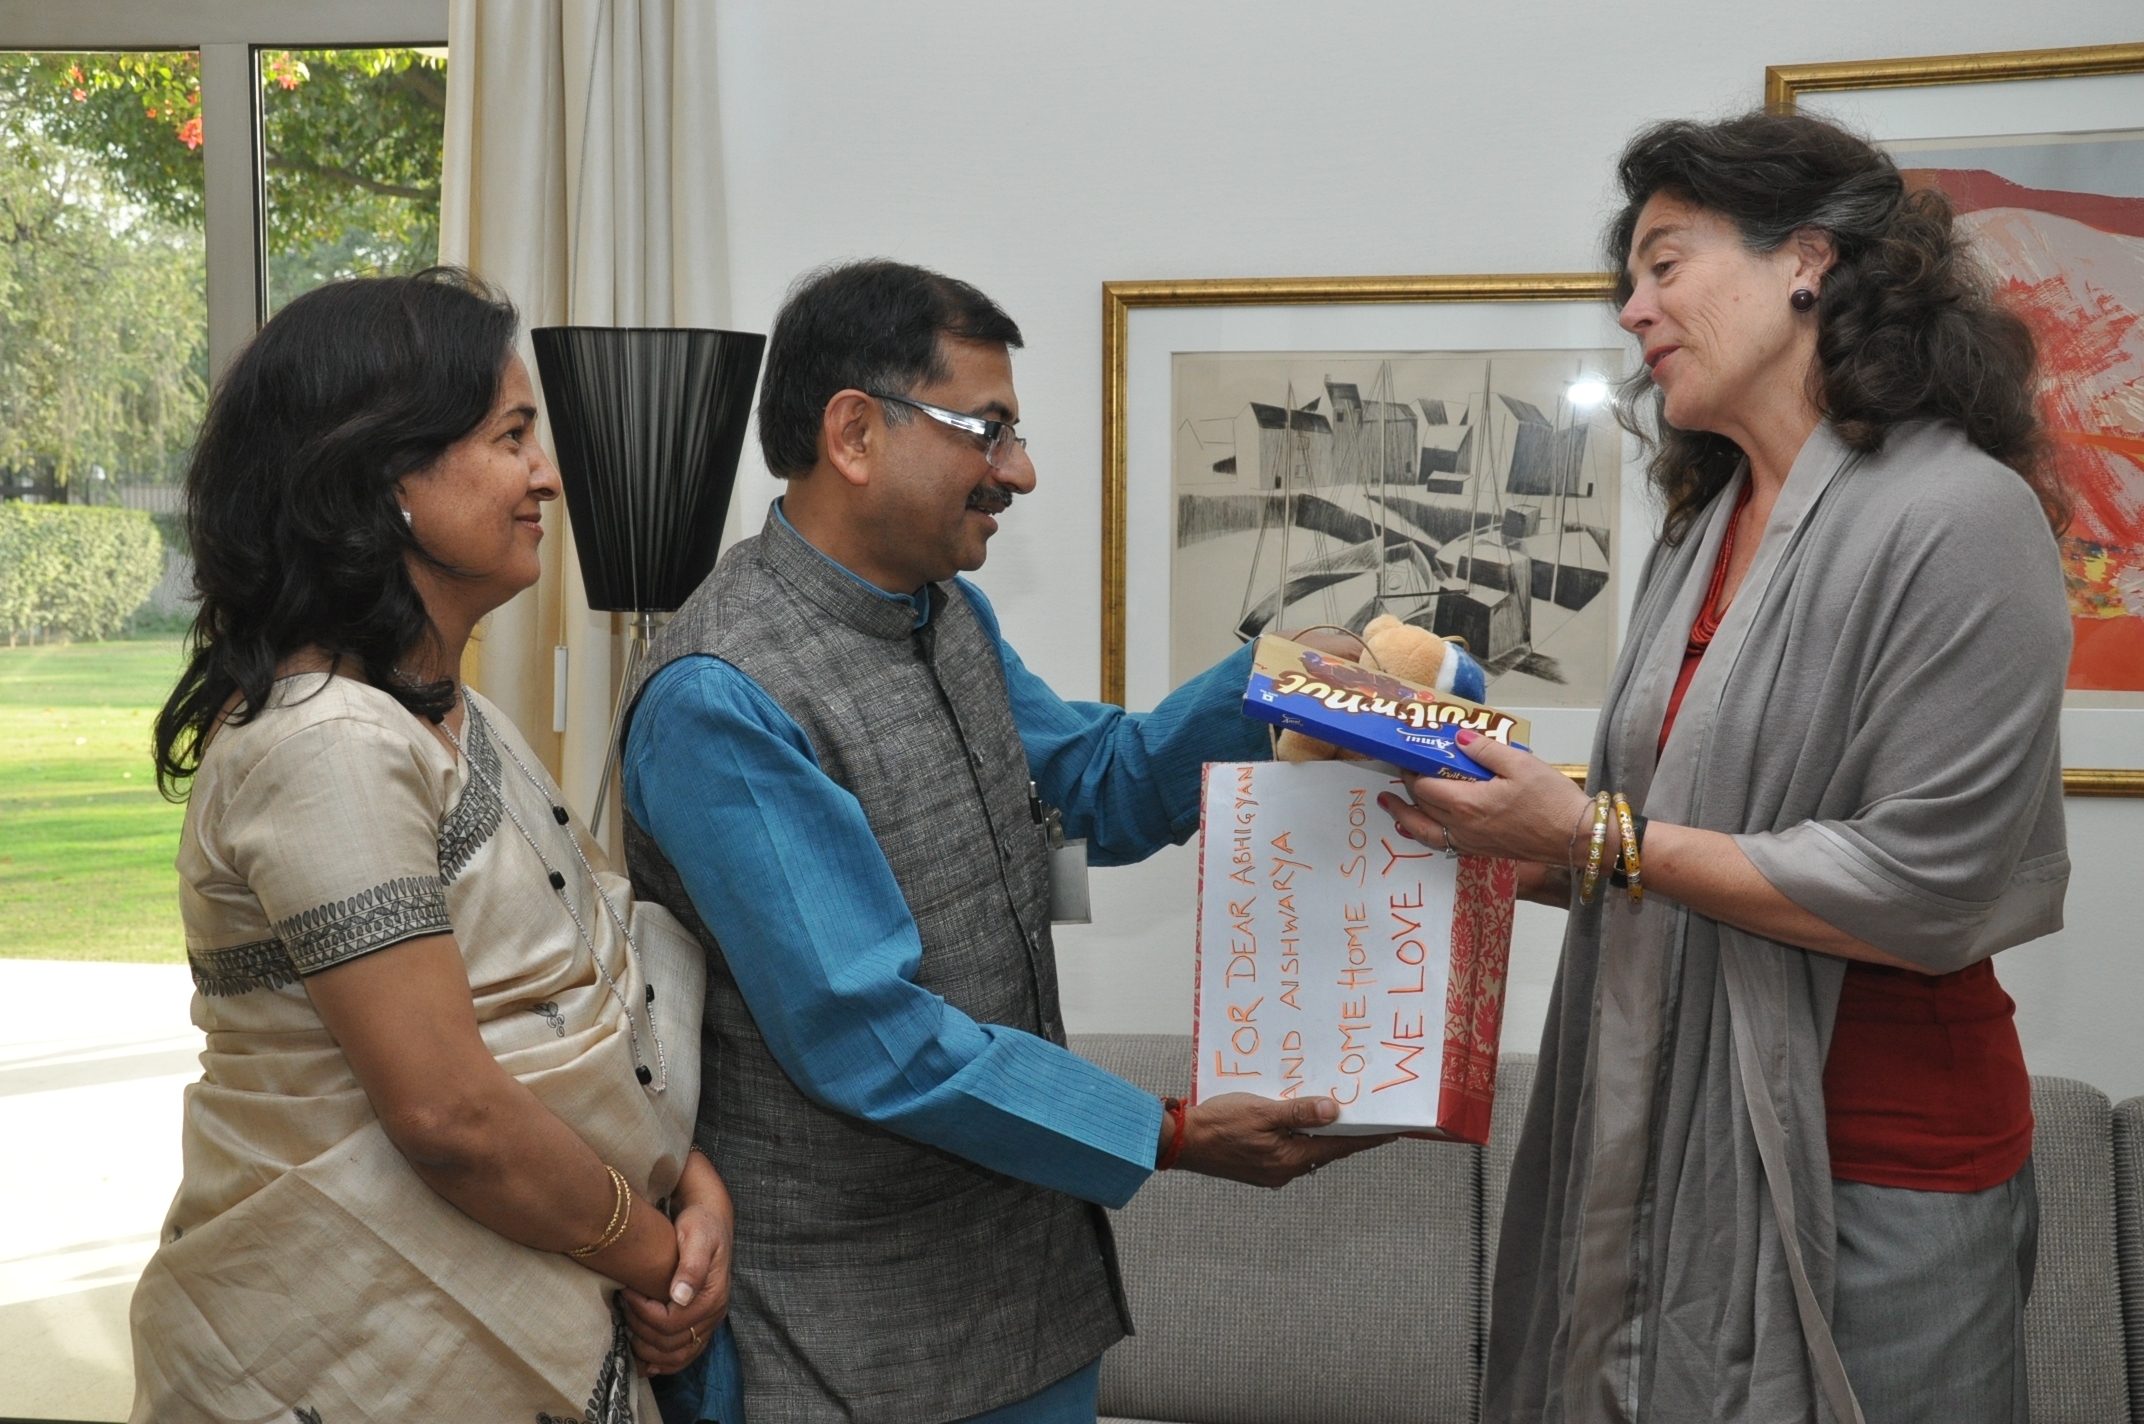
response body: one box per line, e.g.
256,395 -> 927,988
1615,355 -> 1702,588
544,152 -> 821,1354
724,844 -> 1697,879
261,53 -> 307,92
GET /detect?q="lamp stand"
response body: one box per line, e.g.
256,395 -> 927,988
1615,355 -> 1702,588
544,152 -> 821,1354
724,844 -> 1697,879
588,610 -> 658,833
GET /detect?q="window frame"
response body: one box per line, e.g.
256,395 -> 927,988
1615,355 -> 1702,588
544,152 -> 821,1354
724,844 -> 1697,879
0,0 -> 449,375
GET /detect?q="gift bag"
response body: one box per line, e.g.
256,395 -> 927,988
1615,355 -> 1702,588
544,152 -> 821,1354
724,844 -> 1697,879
1193,759 -> 1516,1143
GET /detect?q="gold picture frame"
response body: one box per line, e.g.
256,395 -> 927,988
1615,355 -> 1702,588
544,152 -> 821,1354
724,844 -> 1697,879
1100,271 -> 1615,711
1767,41 -> 2144,111
1772,41 -> 2144,796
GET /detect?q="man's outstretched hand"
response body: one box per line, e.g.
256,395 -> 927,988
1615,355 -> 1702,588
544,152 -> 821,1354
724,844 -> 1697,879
1172,1093 -> 1396,1188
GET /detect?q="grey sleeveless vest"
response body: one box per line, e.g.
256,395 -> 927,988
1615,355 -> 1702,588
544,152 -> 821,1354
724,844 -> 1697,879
622,509 -> 1130,1423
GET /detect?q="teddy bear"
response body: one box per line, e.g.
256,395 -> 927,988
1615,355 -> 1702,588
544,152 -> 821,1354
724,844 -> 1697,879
1275,614 -> 1484,762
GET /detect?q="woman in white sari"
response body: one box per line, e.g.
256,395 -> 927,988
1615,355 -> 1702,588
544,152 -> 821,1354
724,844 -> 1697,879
137,269 -> 737,1423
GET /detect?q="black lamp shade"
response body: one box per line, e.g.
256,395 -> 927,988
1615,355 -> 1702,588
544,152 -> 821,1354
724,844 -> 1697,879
531,326 -> 766,613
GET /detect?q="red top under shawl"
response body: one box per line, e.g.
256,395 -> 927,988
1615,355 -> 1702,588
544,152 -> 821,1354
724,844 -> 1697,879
1653,481 -> 2032,1192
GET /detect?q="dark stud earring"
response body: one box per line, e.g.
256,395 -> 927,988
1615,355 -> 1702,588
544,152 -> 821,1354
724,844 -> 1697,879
1790,288 -> 1818,312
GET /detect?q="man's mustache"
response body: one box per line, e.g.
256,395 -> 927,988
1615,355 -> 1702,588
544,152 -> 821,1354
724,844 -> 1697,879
966,484 -> 1016,515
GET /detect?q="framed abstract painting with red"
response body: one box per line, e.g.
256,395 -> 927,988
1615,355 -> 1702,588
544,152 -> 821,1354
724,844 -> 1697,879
1773,43 -> 2144,795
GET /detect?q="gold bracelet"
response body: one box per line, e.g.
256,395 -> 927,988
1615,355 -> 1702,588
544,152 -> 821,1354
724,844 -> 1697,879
567,1165 -> 632,1259
1580,791 -> 1612,904
1565,795 -> 1594,870
1613,792 -> 1643,905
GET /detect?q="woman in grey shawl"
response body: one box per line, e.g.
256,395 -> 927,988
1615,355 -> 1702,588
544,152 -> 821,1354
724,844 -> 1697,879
1382,112 -> 2070,1424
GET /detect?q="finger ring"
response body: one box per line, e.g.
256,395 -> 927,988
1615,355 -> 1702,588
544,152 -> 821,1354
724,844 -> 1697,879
688,1326 -> 699,1347
1441,824 -> 1458,857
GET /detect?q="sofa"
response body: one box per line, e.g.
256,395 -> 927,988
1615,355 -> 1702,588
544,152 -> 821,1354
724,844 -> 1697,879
1072,1035 -> 2144,1424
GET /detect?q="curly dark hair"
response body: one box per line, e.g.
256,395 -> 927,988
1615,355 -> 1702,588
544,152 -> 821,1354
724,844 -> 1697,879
1606,110 -> 2062,544
154,268 -> 520,796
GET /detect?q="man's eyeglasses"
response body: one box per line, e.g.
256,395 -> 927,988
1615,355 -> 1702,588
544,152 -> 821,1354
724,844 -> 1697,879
870,392 -> 1028,469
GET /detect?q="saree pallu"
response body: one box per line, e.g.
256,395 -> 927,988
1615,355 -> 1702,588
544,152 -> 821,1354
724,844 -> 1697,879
130,680 -> 702,1424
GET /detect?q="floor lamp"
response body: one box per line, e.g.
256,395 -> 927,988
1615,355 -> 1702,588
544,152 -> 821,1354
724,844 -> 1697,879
531,325 -> 767,829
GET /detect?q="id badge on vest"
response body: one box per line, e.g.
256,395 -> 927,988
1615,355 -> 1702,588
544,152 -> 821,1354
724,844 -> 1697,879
1032,784 -> 1092,924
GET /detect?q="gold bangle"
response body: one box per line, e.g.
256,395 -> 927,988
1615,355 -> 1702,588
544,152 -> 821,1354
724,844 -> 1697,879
567,1165 -> 633,1259
1613,792 -> 1643,905
1580,791 -> 1612,904
1565,795 -> 1593,870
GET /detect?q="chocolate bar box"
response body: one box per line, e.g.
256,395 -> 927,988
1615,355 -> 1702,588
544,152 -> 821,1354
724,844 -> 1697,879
1240,634 -> 1533,781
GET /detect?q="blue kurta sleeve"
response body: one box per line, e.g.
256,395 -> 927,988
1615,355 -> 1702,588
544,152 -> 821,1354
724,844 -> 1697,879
956,579 -> 1271,866
624,655 -> 1164,1208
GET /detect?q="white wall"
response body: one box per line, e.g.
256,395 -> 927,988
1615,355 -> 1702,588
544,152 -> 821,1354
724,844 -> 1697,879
707,1 -> 2144,1098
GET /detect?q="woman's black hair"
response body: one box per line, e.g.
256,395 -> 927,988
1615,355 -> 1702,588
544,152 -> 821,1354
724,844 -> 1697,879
154,267 -> 520,796
1606,110 -> 2061,544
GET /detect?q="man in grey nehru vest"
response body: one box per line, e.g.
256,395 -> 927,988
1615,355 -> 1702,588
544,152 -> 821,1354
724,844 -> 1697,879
622,260 -> 1388,1423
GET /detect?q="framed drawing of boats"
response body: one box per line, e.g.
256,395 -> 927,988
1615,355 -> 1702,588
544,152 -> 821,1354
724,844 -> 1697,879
1772,42 -> 2144,795
1170,349 -> 1618,696
1102,273 -> 1641,768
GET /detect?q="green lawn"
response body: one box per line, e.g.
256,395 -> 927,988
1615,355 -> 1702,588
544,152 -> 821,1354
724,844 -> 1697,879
0,639 -> 188,962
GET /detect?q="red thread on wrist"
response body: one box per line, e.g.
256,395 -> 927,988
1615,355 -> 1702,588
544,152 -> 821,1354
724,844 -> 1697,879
1157,1097 -> 1188,1171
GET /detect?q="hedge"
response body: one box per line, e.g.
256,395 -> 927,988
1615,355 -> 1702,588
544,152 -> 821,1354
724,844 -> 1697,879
0,501 -> 167,643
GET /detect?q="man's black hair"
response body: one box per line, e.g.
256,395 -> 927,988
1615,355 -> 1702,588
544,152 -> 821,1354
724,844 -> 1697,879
757,260 -> 1023,478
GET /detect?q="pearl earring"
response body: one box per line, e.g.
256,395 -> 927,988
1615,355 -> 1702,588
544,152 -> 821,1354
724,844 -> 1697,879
401,508 -> 413,525
1790,288 -> 1818,312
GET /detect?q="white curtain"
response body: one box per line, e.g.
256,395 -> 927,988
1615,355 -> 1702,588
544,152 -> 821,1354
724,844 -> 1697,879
438,0 -> 730,842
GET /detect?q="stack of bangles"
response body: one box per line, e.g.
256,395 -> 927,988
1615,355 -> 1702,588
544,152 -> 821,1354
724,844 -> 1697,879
1566,790 -> 1646,906
566,1164 -> 633,1259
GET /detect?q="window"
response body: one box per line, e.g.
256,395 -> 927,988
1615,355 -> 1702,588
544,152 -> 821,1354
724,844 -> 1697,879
260,46 -> 447,313
0,9 -> 445,1419
0,52 -> 206,507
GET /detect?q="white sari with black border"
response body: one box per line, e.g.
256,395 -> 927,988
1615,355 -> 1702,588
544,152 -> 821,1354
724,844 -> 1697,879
130,675 -> 700,1424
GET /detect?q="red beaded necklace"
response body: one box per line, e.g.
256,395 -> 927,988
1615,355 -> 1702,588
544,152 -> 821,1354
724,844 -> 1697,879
1658,478 -> 1759,759
1688,478 -> 1757,652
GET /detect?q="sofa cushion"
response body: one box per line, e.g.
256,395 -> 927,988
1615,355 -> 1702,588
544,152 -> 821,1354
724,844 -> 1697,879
1073,1037 -> 2128,1424
2115,1095 -> 2143,1424
1479,1055 -> 1536,1418
2025,1077 -> 2131,1424
1073,1033 -> 1482,1424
